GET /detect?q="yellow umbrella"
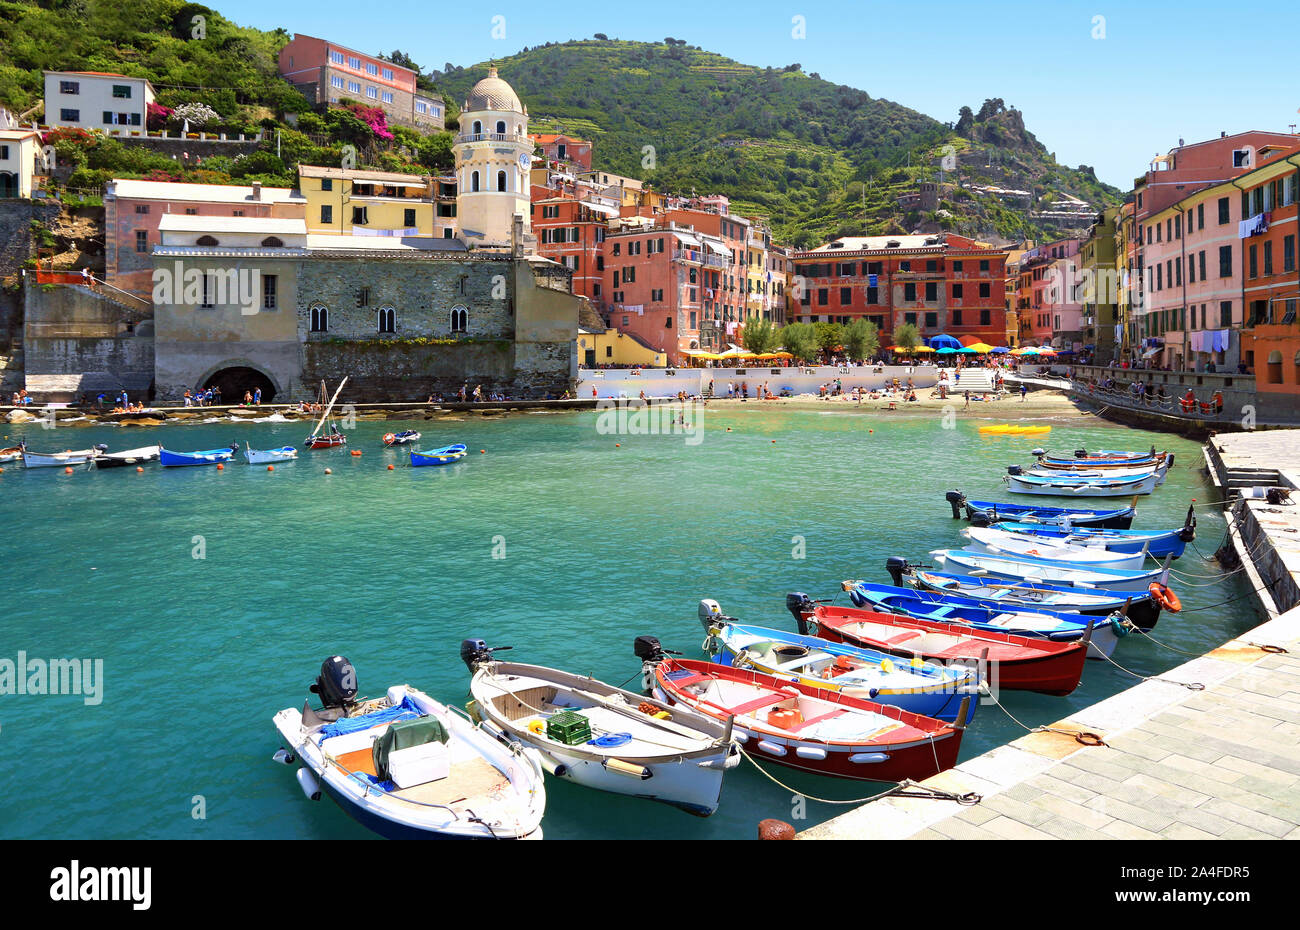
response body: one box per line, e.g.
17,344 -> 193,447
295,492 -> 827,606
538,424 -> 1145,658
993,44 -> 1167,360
912,346 -> 936,353
967,342 -> 995,353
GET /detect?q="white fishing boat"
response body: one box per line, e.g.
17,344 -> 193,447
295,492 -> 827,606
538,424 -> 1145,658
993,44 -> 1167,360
1004,470 -> 1160,497
962,526 -> 1151,569
931,548 -> 1172,593
245,445 -> 297,464
462,640 -> 740,816
20,441 -> 106,468
272,656 -> 546,840
1020,461 -> 1168,485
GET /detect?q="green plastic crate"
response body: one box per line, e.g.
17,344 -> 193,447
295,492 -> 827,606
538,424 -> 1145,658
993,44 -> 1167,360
546,710 -> 592,746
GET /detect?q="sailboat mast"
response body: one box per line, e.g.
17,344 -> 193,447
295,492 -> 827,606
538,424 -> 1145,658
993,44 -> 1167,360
312,377 -> 349,436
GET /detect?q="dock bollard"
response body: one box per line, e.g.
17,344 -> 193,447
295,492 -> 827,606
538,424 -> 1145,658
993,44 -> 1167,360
758,819 -> 795,840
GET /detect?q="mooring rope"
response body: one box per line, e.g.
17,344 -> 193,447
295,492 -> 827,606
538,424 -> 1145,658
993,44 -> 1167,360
1092,643 -> 1205,690
976,683 -> 1106,746
735,743 -> 980,806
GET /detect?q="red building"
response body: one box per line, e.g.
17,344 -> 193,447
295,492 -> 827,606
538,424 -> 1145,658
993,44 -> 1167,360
531,133 -> 593,171
792,234 -> 1009,346
530,194 -> 611,307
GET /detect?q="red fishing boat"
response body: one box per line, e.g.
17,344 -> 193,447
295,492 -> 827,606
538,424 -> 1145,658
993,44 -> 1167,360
790,596 -> 1088,696
305,378 -> 348,449
647,653 -> 966,783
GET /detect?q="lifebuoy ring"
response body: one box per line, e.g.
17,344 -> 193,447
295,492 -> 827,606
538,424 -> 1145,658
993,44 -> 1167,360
1149,582 -> 1182,613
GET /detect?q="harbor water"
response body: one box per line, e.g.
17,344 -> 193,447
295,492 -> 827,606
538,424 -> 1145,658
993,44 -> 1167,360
0,407 -> 1258,839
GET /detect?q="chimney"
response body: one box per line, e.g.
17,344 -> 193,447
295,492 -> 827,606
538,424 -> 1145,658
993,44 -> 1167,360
252,181 -> 262,201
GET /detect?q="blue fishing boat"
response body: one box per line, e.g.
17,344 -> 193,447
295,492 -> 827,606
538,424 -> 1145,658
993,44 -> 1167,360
841,582 -> 1121,658
410,443 -> 468,467
992,506 -> 1195,560
1039,448 -> 1168,468
159,444 -> 236,467
888,562 -> 1166,630
698,601 -> 979,723
945,490 -> 1136,529
929,548 -> 1173,593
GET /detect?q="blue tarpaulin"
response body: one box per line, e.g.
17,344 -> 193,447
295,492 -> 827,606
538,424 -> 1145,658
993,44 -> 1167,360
318,696 -> 424,741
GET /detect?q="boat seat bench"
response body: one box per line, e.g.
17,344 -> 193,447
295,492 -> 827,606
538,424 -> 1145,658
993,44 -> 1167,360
791,708 -> 849,734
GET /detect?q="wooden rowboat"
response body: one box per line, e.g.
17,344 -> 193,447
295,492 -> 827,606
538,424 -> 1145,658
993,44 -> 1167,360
647,651 -> 966,782
410,444 -> 467,467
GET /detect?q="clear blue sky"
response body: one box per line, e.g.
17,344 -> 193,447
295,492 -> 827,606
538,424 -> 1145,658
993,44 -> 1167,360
219,0 -> 1299,190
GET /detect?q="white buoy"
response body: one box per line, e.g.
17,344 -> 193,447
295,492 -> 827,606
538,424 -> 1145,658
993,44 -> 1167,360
296,767 -> 322,801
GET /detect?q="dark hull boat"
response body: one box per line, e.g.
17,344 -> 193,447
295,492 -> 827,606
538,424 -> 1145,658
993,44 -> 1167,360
92,445 -> 161,468
383,430 -> 421,446
945,490 -> 1136,529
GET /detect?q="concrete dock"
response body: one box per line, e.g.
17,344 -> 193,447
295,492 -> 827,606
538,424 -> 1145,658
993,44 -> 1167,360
801,429 -> 1300,840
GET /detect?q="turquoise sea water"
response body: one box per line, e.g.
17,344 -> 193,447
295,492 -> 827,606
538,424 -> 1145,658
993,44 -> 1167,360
0,407 -> 1258,839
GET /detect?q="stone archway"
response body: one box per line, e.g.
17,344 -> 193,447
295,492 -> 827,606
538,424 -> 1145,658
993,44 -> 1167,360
198,365 -> 279,403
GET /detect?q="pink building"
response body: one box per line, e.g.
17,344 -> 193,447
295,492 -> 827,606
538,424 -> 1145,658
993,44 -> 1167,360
104,179 -> 306,298
1021,237 -> 1082,348
278,35 -> 444,130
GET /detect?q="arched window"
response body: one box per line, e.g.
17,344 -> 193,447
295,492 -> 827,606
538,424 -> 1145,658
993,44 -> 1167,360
471,171 -> 480,193
450,305 -> 468,333
377,306 -> 396,334
496,170 -> 507,192
196,235 -> 219,246
261,236 -> 284,247
310,304 -> 328,333
472,120 -> 482,135
495,120 -> 506,135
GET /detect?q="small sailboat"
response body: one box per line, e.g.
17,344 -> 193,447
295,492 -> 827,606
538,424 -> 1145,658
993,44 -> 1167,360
784,595 -> 1089,696
945,490 -> 1137,529
92,445 -> 161,468
244,445 -> 298,464
159,444 -> 237,467
410,443 -> 467,467
462,639 -> 740,816
383,430 -> 421,446
305,378 -> 348,449
272,655 -> 546,840
700,602 -> 979,724
640,641 -> 968,782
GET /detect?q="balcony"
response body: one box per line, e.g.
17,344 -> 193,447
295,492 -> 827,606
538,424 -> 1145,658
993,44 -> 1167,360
455,132 -> 511,144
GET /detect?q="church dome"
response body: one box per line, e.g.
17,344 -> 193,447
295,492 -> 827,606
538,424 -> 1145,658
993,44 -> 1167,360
464,67 -> 522,113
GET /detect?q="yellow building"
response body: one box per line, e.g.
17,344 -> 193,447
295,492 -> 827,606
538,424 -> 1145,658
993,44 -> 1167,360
299,165 -> 457,240
745,224 -> 770,323
577,327 -> 666,367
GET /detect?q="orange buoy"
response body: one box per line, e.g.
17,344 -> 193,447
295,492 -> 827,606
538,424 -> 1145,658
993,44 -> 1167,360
869,429 -> 874,434
136,466 -> 143,473
324,468 -> 332,474
615,443 -> 621,447
267,465 -> 274,472
480,449 -> 486,454
217,463 -> 223,470
771,440 -> 776,443
387,464 -> 394,470
1148,582 -> 1182,613
64,466 -> 73,474
350,449 -> 362,456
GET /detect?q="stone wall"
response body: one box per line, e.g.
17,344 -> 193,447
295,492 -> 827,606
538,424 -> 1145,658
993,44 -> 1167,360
23,281 -> 153,398
302,339 -> 516,401
0,200 -> 60,348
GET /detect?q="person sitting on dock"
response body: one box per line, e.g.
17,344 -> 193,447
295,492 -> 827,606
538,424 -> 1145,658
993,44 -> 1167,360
1180,388 -> 1197,413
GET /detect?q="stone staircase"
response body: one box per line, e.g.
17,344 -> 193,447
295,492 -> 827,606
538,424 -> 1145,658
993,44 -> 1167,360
951,368 -> 997,393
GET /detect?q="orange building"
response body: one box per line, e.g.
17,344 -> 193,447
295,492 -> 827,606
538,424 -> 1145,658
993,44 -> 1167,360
530,194 -> 612,308
1236,145 -> 1300,414
531,133 -> 592,171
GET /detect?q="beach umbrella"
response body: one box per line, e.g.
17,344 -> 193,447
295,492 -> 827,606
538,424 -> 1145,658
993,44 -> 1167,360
956,346 -> 979,354
912,346 -> 936,353
990,346 -> 1009,354
928,334 -> 963,350
967,342 -> 995,353
936,346 -> 958,354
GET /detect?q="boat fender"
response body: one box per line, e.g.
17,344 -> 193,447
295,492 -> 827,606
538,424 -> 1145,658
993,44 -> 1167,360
756,740 -> 787,756
604,758 -> 651,779
848,752 -> 890,764
731,730 -> 748,744
272,748 -> 295,765
295,767 -> 322,801
527,719 -> 546,735
795,746 -> 828,761
1148,582 -> 1182,613
479,719 -> 508,744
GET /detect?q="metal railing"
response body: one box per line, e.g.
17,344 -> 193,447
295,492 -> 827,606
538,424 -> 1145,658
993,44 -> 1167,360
1074,380 -> 1231,420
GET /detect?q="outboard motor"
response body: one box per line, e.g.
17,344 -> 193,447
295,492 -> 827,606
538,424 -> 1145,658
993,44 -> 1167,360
1178,503 -> 1198,542
885,557 -> 910,587
698,599 -> 740,632
459,638 -> 513,672
633,635 -> 681,693
1166,452 -> 1174,469
310,655 -> 358,712
93,443 -> 109,453
1006,464 -> 1023,476
1074,448 -> 1088,457
945,489 -> 967,519
968,507 -> 993,527
785,592 -> 816,635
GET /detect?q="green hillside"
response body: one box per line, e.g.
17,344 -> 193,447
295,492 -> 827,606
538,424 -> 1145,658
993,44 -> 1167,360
0,6 -> 1119,246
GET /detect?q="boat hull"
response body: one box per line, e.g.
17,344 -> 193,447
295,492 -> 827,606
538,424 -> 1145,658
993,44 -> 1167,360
930,549 -> 1169,594
1004,472 -> 1159,496
949,494 -> 1136,529
994,522 -> 1188,559
963,527 -> 1151,569
22,450 -> 100,468
652,659 -> 964,782
306,435 -> 347,449
159,447 -> 234,467
245,447 -> 297,464
411,444 -> 468,467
